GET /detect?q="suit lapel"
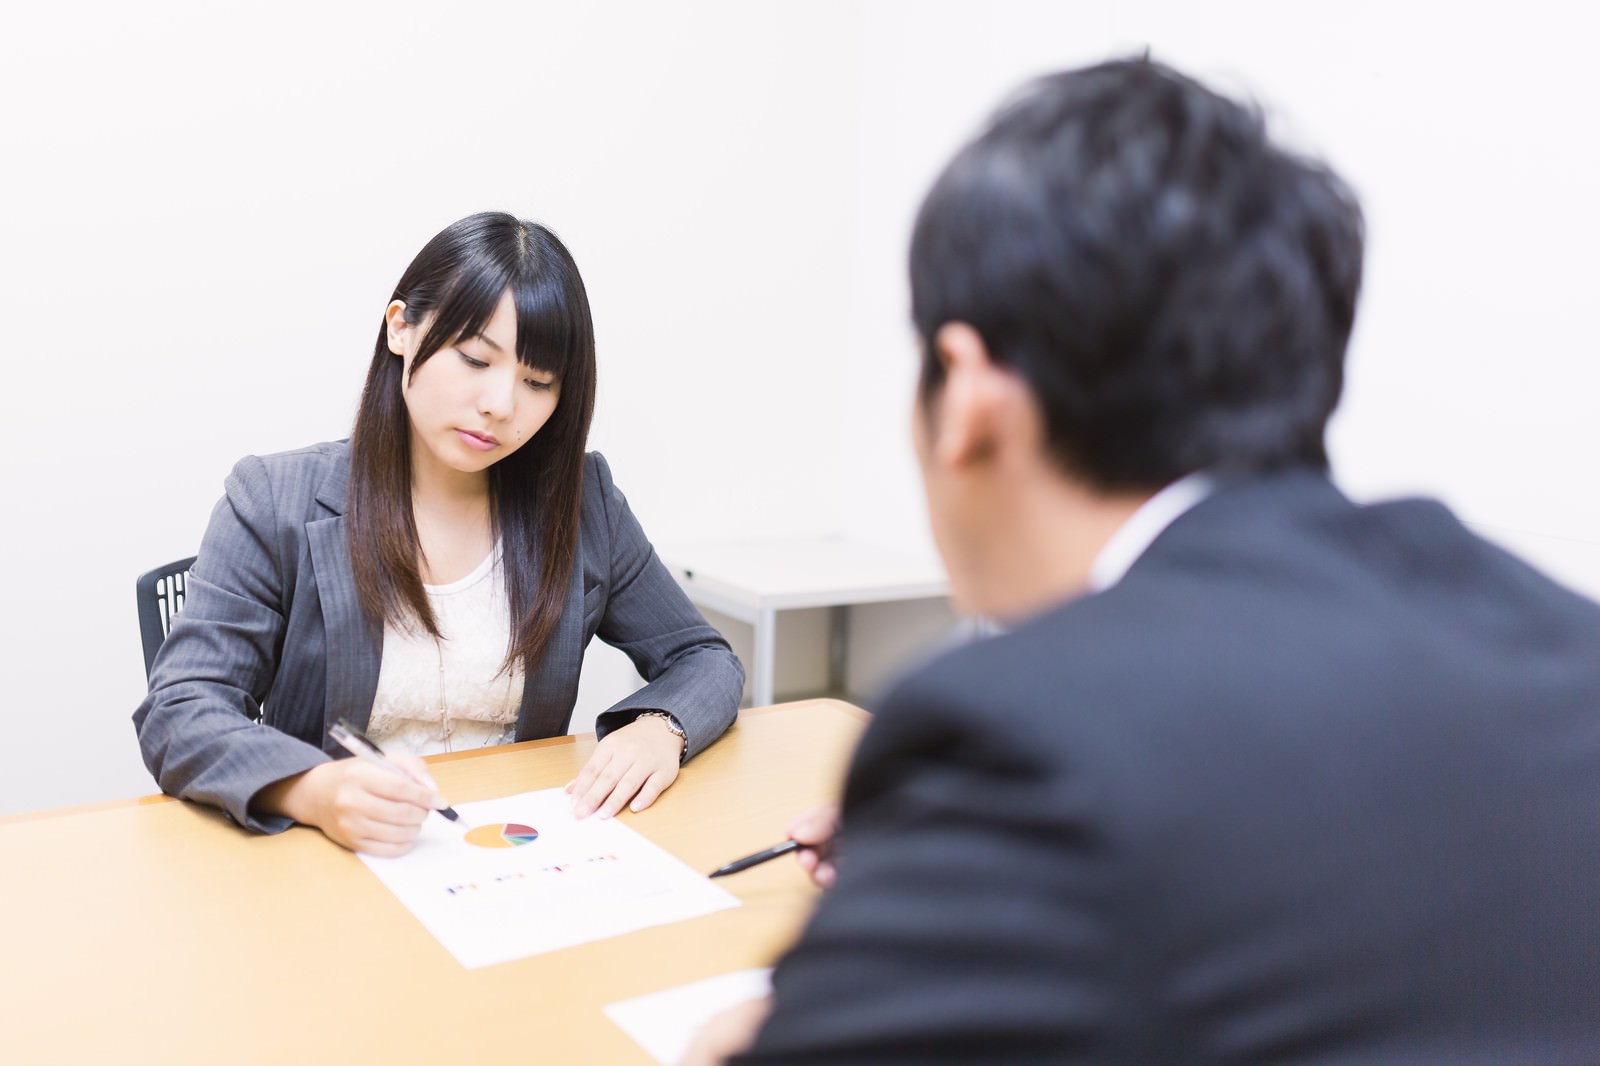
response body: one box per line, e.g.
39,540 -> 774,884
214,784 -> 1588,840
514,542 -> 585,741
307,465 -> 381,753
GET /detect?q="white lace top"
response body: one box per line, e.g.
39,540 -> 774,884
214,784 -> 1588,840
366,543 -> 525,755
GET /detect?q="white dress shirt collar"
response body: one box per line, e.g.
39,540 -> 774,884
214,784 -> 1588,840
1085,472 -> 1215,594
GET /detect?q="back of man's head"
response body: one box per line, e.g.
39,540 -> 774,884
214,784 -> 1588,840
910,58 -> 1365,491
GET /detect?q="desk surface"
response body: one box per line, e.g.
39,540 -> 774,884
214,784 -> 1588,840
0,700 -> 867,1065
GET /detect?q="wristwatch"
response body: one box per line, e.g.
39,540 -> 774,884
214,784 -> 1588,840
636,710 -> 688,764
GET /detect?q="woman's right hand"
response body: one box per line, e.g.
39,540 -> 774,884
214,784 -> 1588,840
255,757 -> 446,856
786,803 -> 841,888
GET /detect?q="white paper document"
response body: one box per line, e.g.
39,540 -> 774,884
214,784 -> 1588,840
605,969 -> 774,1065
357,787 -> 741,969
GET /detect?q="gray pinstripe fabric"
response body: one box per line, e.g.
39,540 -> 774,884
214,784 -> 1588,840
133,441 -> 743,832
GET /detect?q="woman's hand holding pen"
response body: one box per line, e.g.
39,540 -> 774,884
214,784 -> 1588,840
565,715 -> 683,820
256,756 -> 448,857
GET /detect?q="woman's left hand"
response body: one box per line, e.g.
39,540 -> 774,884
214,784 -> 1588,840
566,714 -> 684,819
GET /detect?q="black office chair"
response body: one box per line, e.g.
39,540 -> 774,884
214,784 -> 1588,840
136,556 -> 197,679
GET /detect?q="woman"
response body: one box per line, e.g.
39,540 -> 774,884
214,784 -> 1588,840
134,212 -> 743,855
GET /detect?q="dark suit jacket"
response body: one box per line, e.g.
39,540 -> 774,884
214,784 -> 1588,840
133,442 -> 743,832
740,471 -> 1600,1064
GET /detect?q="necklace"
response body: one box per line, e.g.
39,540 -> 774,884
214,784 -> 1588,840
436,636 -> 455,753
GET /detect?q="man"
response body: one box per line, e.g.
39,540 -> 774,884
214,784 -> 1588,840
692,58 -> 1600,1063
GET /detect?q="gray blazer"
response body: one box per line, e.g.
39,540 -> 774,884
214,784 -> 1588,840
134,441 -> 743,832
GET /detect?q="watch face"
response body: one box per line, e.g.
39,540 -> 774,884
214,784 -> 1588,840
643,712 -> 683,736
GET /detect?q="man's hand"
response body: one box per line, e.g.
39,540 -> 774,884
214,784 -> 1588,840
787,802 -> 841,888
680,995 -> 772,1066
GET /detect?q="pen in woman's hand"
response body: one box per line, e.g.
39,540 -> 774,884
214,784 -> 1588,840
328,719 -> 468,826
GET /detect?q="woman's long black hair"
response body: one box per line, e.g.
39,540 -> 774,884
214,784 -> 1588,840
348,211 -> 597,672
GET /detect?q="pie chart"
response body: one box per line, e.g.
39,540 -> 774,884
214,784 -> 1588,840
465,823 -> 540,849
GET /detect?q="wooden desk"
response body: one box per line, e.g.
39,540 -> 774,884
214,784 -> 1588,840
0,700 -> 867,1065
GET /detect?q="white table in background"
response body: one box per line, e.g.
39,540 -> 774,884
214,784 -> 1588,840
661,537 -> 951,707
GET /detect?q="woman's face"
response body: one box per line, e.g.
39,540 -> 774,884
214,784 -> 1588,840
386,289 -> 560,488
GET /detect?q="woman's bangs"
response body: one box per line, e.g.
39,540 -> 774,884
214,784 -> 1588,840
512,269 -> 586,381
416,264 -> 508,365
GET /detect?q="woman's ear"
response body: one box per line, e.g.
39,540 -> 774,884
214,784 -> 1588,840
385,300 -> 411,357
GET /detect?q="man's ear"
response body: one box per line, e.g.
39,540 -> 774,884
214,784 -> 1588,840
385,300 -> 411,357
929,322 -> 1025,468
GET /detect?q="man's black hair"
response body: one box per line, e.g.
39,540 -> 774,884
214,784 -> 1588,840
910,58 -> 1365,489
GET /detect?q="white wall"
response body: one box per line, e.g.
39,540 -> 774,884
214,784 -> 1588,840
838,0 -> 1600,598
0,1 -> 863,814
4,0 -> 1597,816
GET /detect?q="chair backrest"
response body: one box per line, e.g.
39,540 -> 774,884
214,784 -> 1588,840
136,556 -> 198,680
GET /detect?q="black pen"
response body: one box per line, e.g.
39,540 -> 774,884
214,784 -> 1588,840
328,719 -> 468,826
709,838 -> 801,878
